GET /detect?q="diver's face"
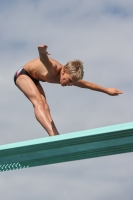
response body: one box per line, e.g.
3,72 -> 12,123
60,68 -> 75,86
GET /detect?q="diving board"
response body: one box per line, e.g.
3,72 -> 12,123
0,122 -> 133,172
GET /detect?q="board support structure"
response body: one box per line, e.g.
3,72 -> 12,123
0,122 -> 133,172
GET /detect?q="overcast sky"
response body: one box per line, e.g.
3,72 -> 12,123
0,0 -> 133,199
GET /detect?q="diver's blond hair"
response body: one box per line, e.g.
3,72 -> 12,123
64,60 -> 84,80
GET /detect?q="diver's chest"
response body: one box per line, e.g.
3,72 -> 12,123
43,73 -> 60,83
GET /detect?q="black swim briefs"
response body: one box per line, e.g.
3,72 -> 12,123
14,68 -> 39,85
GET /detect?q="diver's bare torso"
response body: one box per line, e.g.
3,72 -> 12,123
23,58 -> 63,84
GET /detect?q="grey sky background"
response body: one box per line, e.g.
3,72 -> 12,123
0,0 -> 133,199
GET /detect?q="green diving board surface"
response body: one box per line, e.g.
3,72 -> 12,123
0,122 -> 133,172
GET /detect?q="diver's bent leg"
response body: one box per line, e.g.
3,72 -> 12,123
16,75 -> 56,136
33,99 -> 56,136
36,83 -> 59,135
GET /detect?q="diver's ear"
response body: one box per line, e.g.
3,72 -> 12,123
62,67 -> 66,75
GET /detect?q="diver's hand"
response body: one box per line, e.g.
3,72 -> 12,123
107,88 -> 123,96
38,44 -> 50,55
